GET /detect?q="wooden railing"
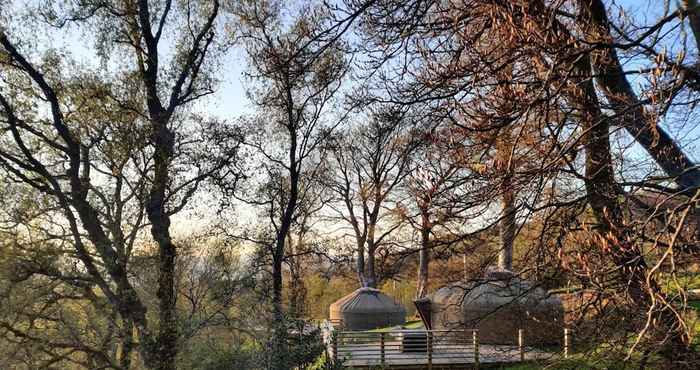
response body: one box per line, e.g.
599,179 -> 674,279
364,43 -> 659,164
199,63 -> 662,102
328,329 -> 479,368
323,326 -> 570,368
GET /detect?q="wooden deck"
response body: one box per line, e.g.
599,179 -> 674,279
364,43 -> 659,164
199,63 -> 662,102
328,329 -> 556,368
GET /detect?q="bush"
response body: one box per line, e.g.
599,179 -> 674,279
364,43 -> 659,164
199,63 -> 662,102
179,340 -> 261,370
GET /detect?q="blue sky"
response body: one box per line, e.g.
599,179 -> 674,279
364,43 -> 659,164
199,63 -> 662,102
7,0 -> 699,230
31,0 -> 698,145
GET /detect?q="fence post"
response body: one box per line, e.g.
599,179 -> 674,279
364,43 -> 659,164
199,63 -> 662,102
332,331 -> 338,363
464,328 -> 470,356
473,329 -> 479,368
380,332 -> 385,365
518,329 -> 524,362
427,331 -> 433,370
564,328 -> 570,359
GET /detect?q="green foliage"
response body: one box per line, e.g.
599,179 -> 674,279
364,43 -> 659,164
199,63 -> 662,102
492,357 -> 646,370
304,272 -> 357,320
488,364 -> 543,370
307,352 -> 346,370
690,300 -> 700,311
286,318 -> 327,369
660,272 -> 700,295
379,279 -> 418,317
178,340 -> 260,370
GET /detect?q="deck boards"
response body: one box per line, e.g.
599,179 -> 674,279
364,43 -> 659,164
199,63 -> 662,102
336,341 -> 552,367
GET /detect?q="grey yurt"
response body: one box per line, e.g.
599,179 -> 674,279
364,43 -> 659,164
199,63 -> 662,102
329,287 -> 406,330
423,268 -> 564,344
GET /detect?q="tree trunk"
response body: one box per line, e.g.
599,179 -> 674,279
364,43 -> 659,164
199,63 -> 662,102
271,246 -> 287,370
416,211 -> 430,299
365,220 -> 378,288
120,318 -> 134,370
499,178 -> 515,272
146,119 -> 178,370
572,47 -> 652,307
569,43 -> 692,358
497,129 -> 515,272
681,0 -> 700,55
496,62 -> 516,272
366,242 -> 377,288
581,0 -> 700,192
288,234 -> 308,318
269,112 -> 300,369
357,240 -> 367,287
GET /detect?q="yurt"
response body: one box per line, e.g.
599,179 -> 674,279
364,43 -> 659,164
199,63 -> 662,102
329,287 -> 406,330
421,268 -> 564,344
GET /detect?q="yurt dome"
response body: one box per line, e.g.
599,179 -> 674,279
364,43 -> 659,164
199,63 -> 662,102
329,287 -> 406,330
427,269 -> 564,344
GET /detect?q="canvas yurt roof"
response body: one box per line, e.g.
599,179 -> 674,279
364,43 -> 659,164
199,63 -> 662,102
329,287 -> 406,330
426,268 -> 564,344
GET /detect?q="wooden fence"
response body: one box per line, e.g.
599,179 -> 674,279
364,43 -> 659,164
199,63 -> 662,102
329,329 -> 477,368
324,327 -> 567,368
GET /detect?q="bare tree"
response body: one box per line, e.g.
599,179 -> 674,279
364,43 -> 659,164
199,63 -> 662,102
325,105 -> 414,288
231,1 -> 351,367
577,0 -> 700,192
405,140 -> 462,298
345,0 -> 699,365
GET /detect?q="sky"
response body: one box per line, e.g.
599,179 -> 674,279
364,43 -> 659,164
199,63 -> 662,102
4,0 -> 699,237
19,0 -> 699,148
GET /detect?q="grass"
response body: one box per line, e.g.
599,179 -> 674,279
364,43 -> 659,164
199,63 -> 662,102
660,272 -> 700,295
365,320 -> 425,332
689,300 -> 700,311
486,364 -> 541,370
489,353 -> 653,370
402,320 -> 424,329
